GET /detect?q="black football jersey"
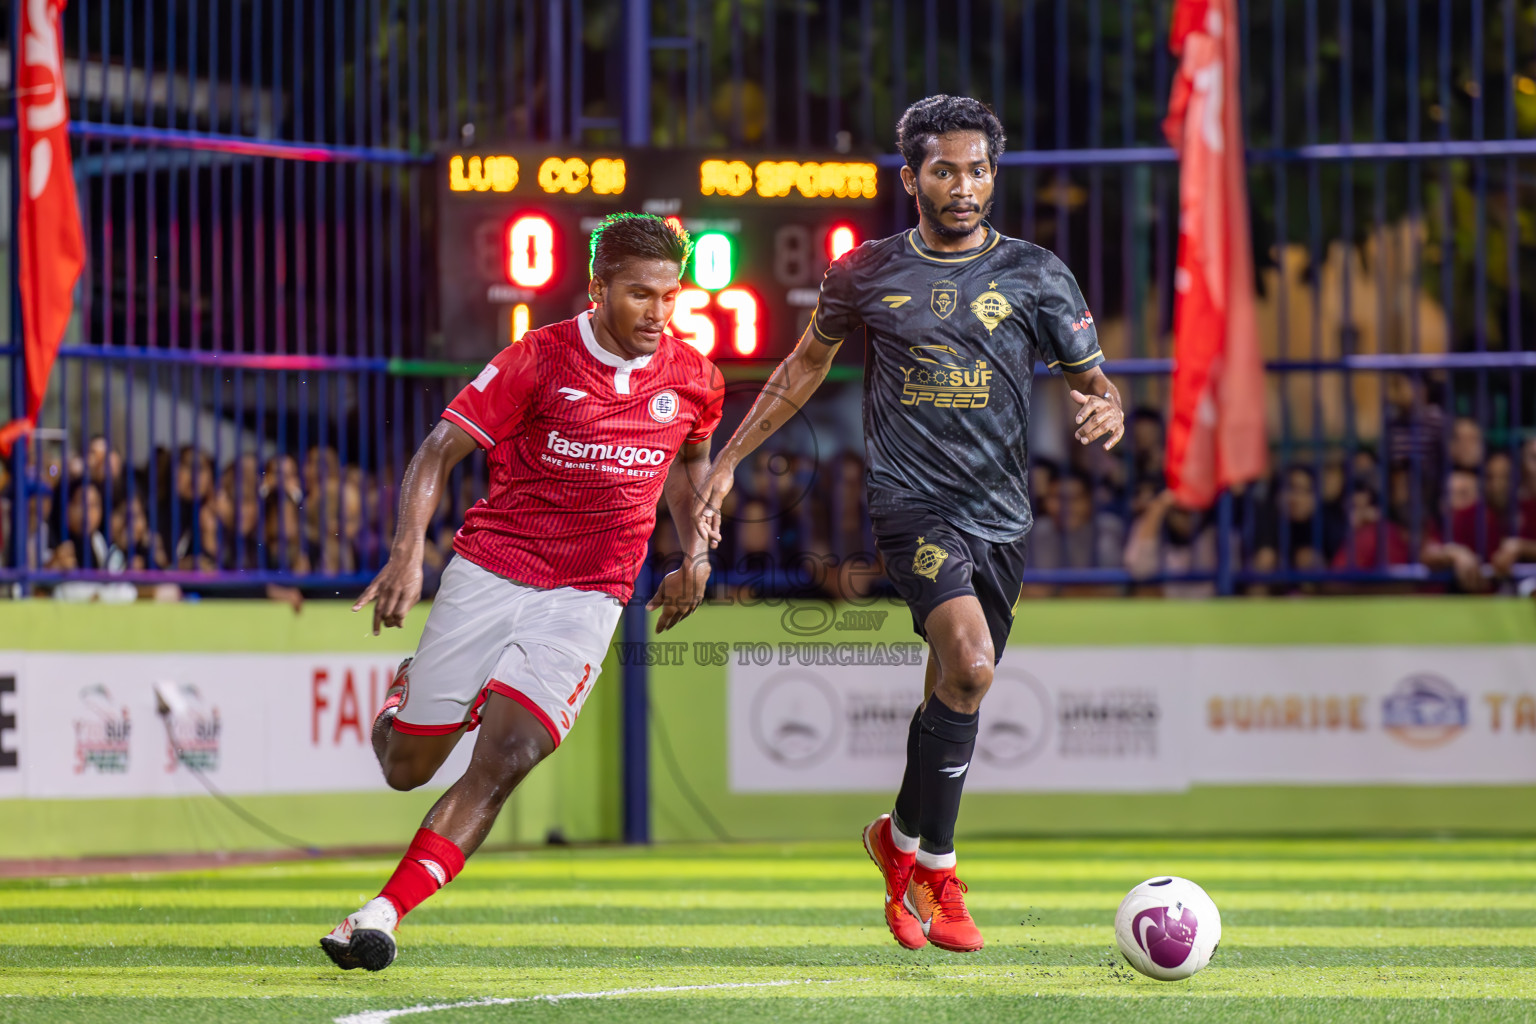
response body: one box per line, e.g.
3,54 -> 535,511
813,223 -> 1102,542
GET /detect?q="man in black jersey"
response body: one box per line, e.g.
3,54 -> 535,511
695,96 -> 1124,953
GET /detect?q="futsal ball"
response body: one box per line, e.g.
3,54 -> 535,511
1113,876 -> 1222,980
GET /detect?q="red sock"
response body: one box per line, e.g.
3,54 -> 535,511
378,828 -> 466,919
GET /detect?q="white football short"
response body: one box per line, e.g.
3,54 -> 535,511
394,555 -> 623,747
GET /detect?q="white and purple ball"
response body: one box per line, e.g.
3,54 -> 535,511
1113,876 -> 1221,980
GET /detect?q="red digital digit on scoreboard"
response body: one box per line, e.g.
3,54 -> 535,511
672,289 -> 716,356
505,213 -> 557,289
828,223 -> 857,261
716,288 -> 760,356
667,288 -> 763,358
439,150 -> 880,363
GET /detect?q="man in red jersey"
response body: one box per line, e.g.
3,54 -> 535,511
320,214 -> 722,972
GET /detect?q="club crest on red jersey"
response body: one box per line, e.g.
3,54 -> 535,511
649,389 -> 680,423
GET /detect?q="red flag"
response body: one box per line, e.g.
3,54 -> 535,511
1162,0 -> 1267,508
1,0 -> 85,457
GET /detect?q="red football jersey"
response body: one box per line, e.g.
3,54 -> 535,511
443,311 -> 724,601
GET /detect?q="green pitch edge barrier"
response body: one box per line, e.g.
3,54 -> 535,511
1,599 -> 1534,857
645,598 -> 1536,842
384,358 -> 862,382
0,602 -> 622,859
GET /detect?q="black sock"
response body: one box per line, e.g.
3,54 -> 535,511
891,705 -> 923,840
917,694 -> 978,857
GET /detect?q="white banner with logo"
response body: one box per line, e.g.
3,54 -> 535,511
1190,646 -> 1536,784
728,646 -> 1536,793
0,654 -> 473,799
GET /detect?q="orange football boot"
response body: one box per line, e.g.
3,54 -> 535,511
905,862 -> 984,952
862,814 -> 927,950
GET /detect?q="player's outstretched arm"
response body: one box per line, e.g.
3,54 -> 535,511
354,420 -> 479,635
695,325 -> 840,548
1064,366 -> 1126,450
649,439 -> 714,633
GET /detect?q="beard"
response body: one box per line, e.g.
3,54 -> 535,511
916,189 -> 993,240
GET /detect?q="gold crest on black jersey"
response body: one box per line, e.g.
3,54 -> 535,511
931,280 -> 959,319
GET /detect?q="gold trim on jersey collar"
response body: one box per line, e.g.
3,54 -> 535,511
905,227 -> 1001,263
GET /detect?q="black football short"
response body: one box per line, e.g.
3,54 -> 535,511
871,509 -> 1028,664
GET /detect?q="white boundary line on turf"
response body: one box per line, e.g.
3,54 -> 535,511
333,979 -> 839,1024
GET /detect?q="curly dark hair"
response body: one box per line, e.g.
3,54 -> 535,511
588,212 -> 692,282
895,95 -> 1006,172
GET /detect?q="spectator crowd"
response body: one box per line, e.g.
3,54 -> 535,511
666,376 -> 1536,600
3,376 -> 1535,602
0,438 -> 453,604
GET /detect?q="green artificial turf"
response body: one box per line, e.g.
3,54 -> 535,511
1,838 -> 1532,1023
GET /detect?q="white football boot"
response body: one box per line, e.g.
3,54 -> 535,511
320,896 -> 399,971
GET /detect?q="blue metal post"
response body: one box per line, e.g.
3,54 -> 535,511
621,561 -> 652,843
1216,491 -> 1235,596
619,0 -> 653,844
622,0 -> 651,147
548,0 -> 565,142
7,0 -> 27,592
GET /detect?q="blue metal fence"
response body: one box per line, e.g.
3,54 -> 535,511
3,0 -> 1534,600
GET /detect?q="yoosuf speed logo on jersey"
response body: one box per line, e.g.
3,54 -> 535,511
909,343 -> 967,369
969,282 -> 1014,334
546,430 -> 666,467
899,345 -> 993,409
648,389 -> 680,423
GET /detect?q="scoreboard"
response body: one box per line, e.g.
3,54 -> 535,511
436,150 -> 890,364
